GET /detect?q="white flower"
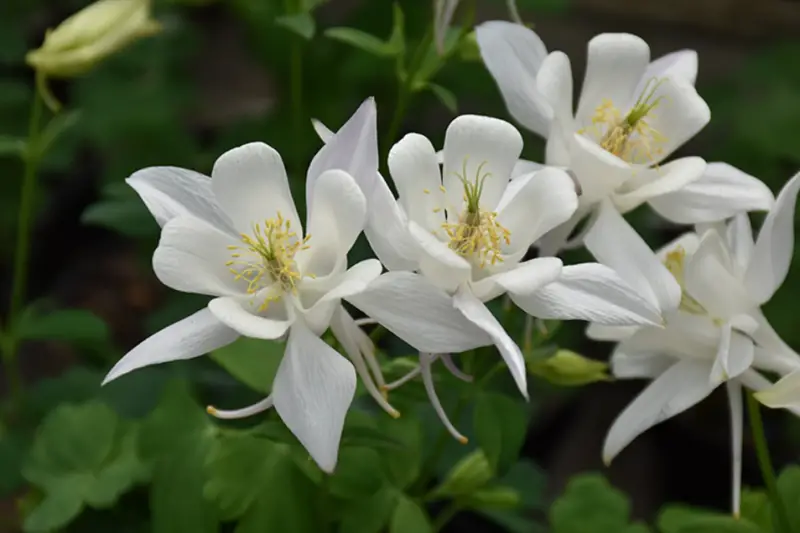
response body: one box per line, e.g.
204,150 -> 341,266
582,173 -> 800,515
476,22 -> 774,254
102,130 -> 383,472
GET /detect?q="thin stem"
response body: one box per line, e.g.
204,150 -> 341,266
432,501 -> 462,532
4,83 -> 45,409
286,0 -> 303,174
746,392 -> 792,533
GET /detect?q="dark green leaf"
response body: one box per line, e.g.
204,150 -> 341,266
339,486 -> 398,533
390,495 -> 432,533
740,489 -> 772,532
329,447 -> 386,499
465,486 -> 521,510
325,28 -> 398,58
275,13 -> 316,40
474,392 -> 528,475
377,415 -> 422,489
777,464 -> 800,526
82,183 -> 158,238
0,135 -> 26,157
36,111 -> 82,158
23,490 -> 84,533
210,337 -> 283,393
17,308 -> 109,345
0,432 -> 27,495
657,506 -> 762,533
427,83 -> 457,113
551,473 -> 648,533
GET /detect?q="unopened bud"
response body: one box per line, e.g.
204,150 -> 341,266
529,349 -> 611,387
26,0 -> 161,78
466,486 -> 521,510
430,449 -> 493,499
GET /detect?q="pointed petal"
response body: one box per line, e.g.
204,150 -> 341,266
304,259 -> 383,311
347,272 -> 491,353
127,167 -> 234,231
305,169 -> 366,255
726,380 -> 743,517
365,176 -> 420,271
102,308 -> 239,384
641,49 -> 698,86
603,358 -> 717,464
208,295 -> 293,340
453,287 -> 528,398
585,201 -> 681,313
610,348 -> 674,379
442,115 -> 523,212
510,159 -> 544,179
408,221 -> 471,293
710,323 -> 754,385
510,263 -> 663,326
536,51 -> 574,166
745,172 -> 800,304
421,352 -> 468,443
753,369 -> 800,411
388,133 -> 446,232
311,119 -> 334,142
727,214 -> 755,275
472,257 -> 562,302
475,21 -> 552,137
649,162 -> 774,224
612,157 -> 706,213
211,142 -> 300,235
273,321 -> 357,473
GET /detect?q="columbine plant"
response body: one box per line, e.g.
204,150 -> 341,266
580,173 -> 800,515
476,22 -> 774,254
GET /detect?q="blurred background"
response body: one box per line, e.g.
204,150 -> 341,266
2,0 -> 800,531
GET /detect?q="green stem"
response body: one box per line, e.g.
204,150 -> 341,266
432,501 -> 462,533
4,82 -> 45,410
746,392 -> 792,533
286,0 -> 303,174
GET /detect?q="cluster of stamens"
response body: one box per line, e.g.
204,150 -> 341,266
437,160 -> 511,268
225,212 -> 311,311
580,77 -> 668,164
663,246 -> 707,315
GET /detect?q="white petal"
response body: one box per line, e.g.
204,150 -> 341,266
738,370 -> 800,419
305,169 -> 367,255
727,214 -> 755,275
612,157 -> 706,213
273,320 -> 357,473
753,370 -> 800,411
749,310 -> 800,374
307,98 -> 378,205
654,231 -> 700,262
537,51 -> 574,166
640,49 -> 698,87
576,33 -> 649,127
475,21 -> 552,137
611,348 -> 674,379
745,172 -> 800,304
585,201 -> 681,313
649,162 -> 774,224
535,207 -> 592,257
346,272 -> 492,353
311,119 -> 334,142
211,142 -> 300,235
586,323 -> 639,342
497,167 -> 578,256
152,216 -> 242,297
127,167 -> 234,232
710,322 -> 754,384
442,115 -> 523,213
302,259 -> 383,316
510,159 -> 544,179
603,358 -> 717,464
472,257 -> 562,301
102,308 -> 239,384
453,287 -> 528,398
726,380 -> 743,517
208,295 -> 293,340
408,221 -> 471,293
388,134 -> 446,232
364,177 -> 420,271
568,134 -> 632,204
510,263 -> 663,326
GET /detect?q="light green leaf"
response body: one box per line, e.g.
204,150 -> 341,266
551,473 -> 649,533
23,490 -> 84,533
777,464 -> 800,526
275,13 -> 316,40
740,489 -> 772,532
390,495 -> 432,533
386,3 -> 405,57
431,449 -> 493,499
339,486 -> 398,533
17,308 -> 109,345
657,506 -> 762,533
325,28 -> 399,58
83,428 -> 150,508
427,83 -> 457,113
210,337 -> 283,393
474,392 -> 528,475
0,135 -> 26,157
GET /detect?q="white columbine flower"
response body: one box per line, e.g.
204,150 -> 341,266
315,113 -> 662,441
101,135 -> 383,473
476,22 -> 774,254
582,173 -> 800,515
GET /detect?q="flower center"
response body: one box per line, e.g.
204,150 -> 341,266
663,246 -> 706,315
580,77 -> 668,164
226,212 -> 311,311
439,160 -> 511,269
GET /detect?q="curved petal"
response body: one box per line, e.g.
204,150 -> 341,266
640,49 -> 698,87
303,259 -> 383,312
569,134 -> 632,204
586,323 -> 639,342
611,348 -> 674,379
211,142 -> 300,235
442,115 -> 523,213
127,167 -> 234,232
727,214 -> 755,275
535,207 -> 592,257
655,231 -> 700,262
472,257 -> 562,302
408,221 -> 471,293
537,51 -> 574,166
497,168 -> 578,256
388,133 -> 446,232
576,33 -> 650,127
511,263 -> 663,326
475,21 -> 552,138
311,118 -> 334,142
152,216 -> 242,297
585,201 -> 681,313
710,322 -> 755,385
649,162 -> 774,224
305,169 -> 367,255
754,369 -> 800,411
453,287 -> 528,399
102,308 -> 239,384
603,358 -> 717,464
510,159 -> 544,179
364,177 -> 420,271
346,272 -> 492,353
745,172 -> 800,304
208,295 -> 293,340
612,157 -> 706,213
273,320 -> 357,473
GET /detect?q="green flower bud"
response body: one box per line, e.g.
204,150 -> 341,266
529,349 -> 612,387
465,486 -> 521,510
430,449 -> 493,499
26,0 -> 161,78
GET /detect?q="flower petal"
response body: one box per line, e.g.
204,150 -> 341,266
311,118 -> 334,142
586,323 -> 639,342
576,33 -> 649,127
510,159 -> 544,179
640,49 -> 698,87
585,201 -> 681,313
152,216 -> 242,297
475,21 -> 552,137
472,257 -> 562,302
305,169 -> 366,255
346,272 -> 492,353
710,322 -> 754,385
497,167 -> 578,257
442,115 -> 523,213
211,142 -> 300,234
745,172 -> 800,304
208,295 -> 293,340
568,134 -> 632,204
649,162 -> 774,224
453,287 -> 528,398
753,369 -> 800,411
611,348 -> 674,379
727,214 -> 755,275
408,221 -> 471,293
388,133 -> 446,232
364,177 -> 420,271
273,320 -> 356,473
127,167 -> 234,232
301,259 -> 383,329
612,157 -> 706,213
603,358 -> 717,464
511,263 -> 663,326
537,51 -> 574,166
102,308 -> 239,384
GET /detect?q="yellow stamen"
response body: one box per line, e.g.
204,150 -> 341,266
664,246 -> 706,315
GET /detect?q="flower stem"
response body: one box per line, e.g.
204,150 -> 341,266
4,80 -> 45,411
746,391 -> 792,533
286,0 -> 304,174
432,501 -> 462,532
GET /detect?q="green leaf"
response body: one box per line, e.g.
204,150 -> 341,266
377,415 -> 423,489
340,410 -> 406,451
210,337 -> 284,393
275,13 -> 316,40
427,83 -> 457,113
325,28 -> 399,58
329,447 -> 386,499
390,495 -> 432,533
17,308 -> 109,345
740,489 -> 772,532
465,486 -> 522,510
339,486 -> 398,533
777,464 -> 800,526
23,490 -> 84,533
430,449 -> 493,499
529,350 -> 611,387
0,135 -> 26,157
0,432 -> 26,495
474,392 -> 528,475
82,183 -> 158,238
386,3 -> 405,57
657,506 -> 762,533
550,473 -> 648,533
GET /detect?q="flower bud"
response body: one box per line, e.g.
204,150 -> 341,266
26,0 -> 161,78
529,349 -> 612,387
466,486 -> 521,510
430,450 -> 493,499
